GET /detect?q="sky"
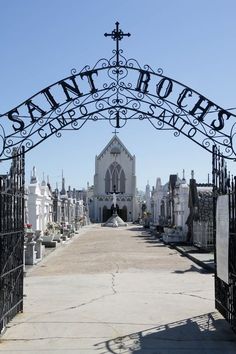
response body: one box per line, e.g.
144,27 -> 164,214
1,0 -> 236,191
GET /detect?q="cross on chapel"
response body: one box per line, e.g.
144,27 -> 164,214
112,129 -> 119,136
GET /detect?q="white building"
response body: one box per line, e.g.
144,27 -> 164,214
173,174 -> 189,234
91,135 -> 138,222
151,178 -> 168,225
27,167 -> 53,232
150,171 -> 190,235
145,181 -> 151,213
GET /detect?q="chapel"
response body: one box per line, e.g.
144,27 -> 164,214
91,134 -> 138,222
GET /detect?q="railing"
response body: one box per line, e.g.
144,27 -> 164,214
213,145 -> 236,332
0,149 -> 25,333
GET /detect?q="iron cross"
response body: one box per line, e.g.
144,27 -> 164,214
104,22 -> 131,65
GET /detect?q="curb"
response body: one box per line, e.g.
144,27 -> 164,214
173,245 -> 215,273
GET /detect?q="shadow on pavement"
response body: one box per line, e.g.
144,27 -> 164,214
127,226 -> 215,273
128,227 -> 165,248
94,312 -> 236,353
173,264 -> 212,274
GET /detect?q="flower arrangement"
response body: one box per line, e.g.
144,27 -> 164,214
24,223 -> 32,229
45,222 -> 61,235
24,223 -> 33,233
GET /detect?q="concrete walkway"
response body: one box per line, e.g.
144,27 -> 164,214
0,224 -> 236,353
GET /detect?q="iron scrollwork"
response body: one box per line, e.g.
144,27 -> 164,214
0,22 -> 236,160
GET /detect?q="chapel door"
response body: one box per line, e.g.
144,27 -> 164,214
102,206 -> 111,222
119,206 -> 127,221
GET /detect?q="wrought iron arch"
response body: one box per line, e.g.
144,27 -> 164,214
1,22 -> 236,160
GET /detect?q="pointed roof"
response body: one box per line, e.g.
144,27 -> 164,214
97,135 -> 134,160
60,177 -> 66,196
41,172 -> 46,187
30,166 -> 37,184
156,177 -> 162,190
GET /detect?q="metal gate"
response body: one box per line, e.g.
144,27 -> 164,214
0,148 -> 25,333
213,145 -> 236,331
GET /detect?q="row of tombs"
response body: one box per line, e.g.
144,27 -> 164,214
24,223 -> 78,266
143,172 -> 213,251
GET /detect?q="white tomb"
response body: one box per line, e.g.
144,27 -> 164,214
27,167 -> 53,232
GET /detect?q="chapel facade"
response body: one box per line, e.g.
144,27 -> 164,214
91,135 -> 138,222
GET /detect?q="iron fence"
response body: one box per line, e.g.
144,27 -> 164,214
0,148 -> 25,333
213,145 -> 236,331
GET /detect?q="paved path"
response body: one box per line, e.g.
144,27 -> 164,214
0,224 -> 236,353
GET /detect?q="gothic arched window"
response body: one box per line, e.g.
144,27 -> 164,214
112,168 -> 119,191
105,170 -> 110,193
120,170 -> 125,193
104,162 -> 126,193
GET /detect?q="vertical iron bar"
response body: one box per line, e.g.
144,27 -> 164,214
0,148 -> 25,332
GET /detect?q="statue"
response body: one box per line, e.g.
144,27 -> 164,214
113,192 -> 117,209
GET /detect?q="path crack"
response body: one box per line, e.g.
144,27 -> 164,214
1,335 -> 108,343
111,263 -> 119,295
163,291 -> 212,301
8,293 -> 116,329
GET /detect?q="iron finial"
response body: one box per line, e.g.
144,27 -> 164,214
104,22 -> 131,65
